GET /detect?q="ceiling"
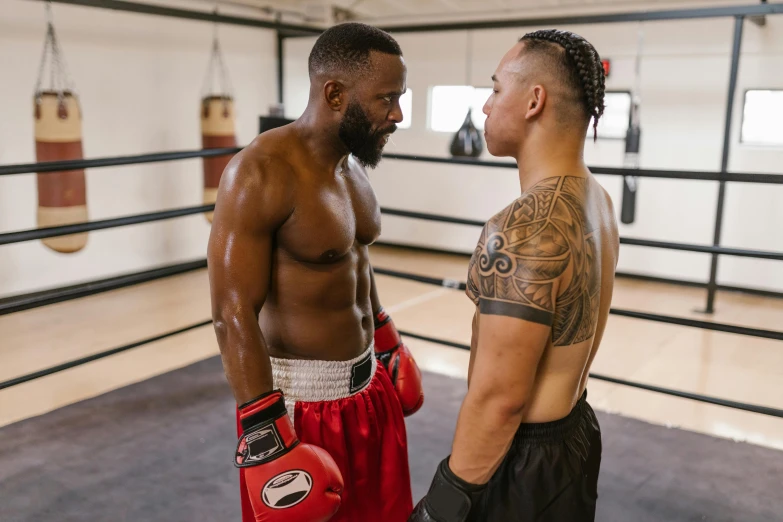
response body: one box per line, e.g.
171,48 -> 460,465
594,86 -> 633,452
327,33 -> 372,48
189,0 -> 759,26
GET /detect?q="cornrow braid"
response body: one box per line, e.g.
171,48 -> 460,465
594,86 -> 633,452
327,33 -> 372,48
520,29 -> 606,141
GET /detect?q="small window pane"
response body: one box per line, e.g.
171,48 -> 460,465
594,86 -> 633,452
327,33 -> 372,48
430,86 -> 493,132
589,91 -> 632,139
741,90 -> 783,146
430,86 -> 474,132
398,89 -> 412,129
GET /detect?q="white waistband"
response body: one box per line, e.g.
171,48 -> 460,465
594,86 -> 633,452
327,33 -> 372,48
271,343 -> 377,417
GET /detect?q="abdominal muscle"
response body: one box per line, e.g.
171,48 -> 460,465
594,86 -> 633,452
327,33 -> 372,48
258,250 -> 374,362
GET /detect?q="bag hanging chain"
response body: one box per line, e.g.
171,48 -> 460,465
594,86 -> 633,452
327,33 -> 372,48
34,2 -> 77,118
201,9 -> 234,102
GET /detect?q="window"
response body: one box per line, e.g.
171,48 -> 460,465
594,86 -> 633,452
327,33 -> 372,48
429,86 -> 493,132
397,89 -> 412,129
741,90 -> 783,146
590,91 -> 632,139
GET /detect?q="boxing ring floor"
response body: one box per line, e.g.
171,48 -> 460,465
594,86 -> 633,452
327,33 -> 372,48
1,356 -> 782,521
1,245 -> 782,519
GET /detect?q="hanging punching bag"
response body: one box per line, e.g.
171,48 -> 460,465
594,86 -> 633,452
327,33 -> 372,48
35,92 -> 88,253
33,10 -> 88,253
621,27 -> 644,225
200,21 -> 237,223
450,108 -> 483,158
621,119 -> 640,225
201,96 -> 236,223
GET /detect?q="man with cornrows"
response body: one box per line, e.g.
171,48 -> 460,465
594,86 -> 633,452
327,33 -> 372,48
409,29 -> 619,522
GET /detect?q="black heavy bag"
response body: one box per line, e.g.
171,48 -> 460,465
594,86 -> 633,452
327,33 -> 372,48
621,124 -> 641,225
450,108 -> 483,158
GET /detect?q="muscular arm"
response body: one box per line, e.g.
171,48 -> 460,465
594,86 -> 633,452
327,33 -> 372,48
207,153 -> 294,405
450,313 -> 550,483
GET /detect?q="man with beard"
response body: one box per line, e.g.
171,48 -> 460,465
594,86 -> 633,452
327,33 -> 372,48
207,22 -> 423,522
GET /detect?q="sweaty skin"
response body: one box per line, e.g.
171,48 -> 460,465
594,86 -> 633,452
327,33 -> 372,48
208,51 -> 406,405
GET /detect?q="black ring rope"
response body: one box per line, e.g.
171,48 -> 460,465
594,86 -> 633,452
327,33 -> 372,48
382,153 -> 783,184
0,204 -> 214,246
397,330 -> 783,419
4,204 -> 779,265
0,320 -> 213,391
609,309 -> 783,340
0,148 -> 242,176
2,149 -> 782,184
375,268 -> 783,341
0,259 -> 207,316
3,315 -> 779,419
380,207 -> 783,261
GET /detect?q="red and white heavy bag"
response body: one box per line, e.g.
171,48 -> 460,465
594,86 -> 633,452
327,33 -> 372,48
34,92 -> 88,253
201,95 -> 236,223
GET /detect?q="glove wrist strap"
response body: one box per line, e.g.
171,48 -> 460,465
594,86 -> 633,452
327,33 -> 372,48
424,457 -> 486,522
235,391 -> 298,468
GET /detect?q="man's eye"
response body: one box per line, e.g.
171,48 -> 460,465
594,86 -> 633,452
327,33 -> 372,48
383,96 -> 392,102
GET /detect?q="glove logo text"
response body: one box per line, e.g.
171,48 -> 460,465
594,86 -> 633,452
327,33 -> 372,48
262,470 -> 313,509
236,425 -> 284,466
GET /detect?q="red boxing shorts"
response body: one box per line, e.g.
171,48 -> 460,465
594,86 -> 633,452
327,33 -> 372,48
237,343 -> 413,522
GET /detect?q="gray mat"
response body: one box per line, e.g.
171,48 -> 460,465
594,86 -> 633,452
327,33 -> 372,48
1,356 -> 781,521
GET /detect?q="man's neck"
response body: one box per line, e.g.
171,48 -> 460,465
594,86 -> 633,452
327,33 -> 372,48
294,108 -> 350,175
514,129 -> 587,193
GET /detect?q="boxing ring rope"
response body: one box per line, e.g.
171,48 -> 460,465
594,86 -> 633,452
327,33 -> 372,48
3,312 -> 782,420
379,207 -> 783,261
369,268 -> 783,341
0,148 -> 242,176
0,320 -> 213,392
0,260 -> 208,316
382,153 -> 783,185
0,204 -> 215,246
392,330 -> 783,419
3,149 -> 783,184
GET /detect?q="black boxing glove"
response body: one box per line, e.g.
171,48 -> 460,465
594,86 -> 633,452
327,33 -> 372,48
408,457 -> 486,522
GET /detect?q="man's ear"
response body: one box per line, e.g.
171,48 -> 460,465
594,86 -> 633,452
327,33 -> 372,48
324,80 -> 345,111
525,85 -> 547,119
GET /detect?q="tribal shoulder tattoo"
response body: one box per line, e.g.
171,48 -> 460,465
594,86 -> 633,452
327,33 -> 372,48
467,176 -> 601,347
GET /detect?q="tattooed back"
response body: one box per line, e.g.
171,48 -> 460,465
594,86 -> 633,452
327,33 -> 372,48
467,174 -> 619,421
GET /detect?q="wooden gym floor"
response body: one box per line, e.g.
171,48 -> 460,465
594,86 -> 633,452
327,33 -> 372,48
1,244 -> 782,451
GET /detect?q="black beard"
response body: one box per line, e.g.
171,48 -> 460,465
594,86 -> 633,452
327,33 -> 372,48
338,102 -> 396,168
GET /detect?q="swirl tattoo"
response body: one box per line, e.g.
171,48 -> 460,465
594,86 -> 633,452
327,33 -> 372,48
479,234 -> 513,275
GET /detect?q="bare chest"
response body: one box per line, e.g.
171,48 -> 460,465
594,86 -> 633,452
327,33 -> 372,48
279,169 -> 381,264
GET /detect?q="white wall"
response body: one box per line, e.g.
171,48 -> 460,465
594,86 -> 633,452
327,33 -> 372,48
0,0 -> 278,298
284,16 -> 783,293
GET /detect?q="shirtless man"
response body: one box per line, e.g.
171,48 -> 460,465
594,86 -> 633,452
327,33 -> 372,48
410,30 -> 619,522
207,23 -> 423,522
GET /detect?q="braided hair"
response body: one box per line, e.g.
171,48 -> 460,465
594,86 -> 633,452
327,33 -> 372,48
519,29 -> 606,141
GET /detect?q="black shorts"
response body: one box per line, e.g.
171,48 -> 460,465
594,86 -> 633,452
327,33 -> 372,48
472,391 -> 602,522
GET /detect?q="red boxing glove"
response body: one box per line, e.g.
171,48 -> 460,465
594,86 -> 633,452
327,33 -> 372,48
236,390 -> 343,521
374,306 -> 424,416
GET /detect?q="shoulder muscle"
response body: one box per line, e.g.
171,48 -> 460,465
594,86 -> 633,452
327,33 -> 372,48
474,176 -> 571,326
